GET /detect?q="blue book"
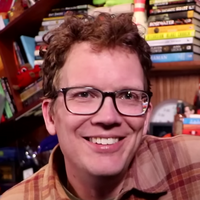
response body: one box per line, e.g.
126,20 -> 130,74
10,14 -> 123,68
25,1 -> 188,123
151,52 -> 200,63
20,35 -> 35,68
183,118 -> 200,125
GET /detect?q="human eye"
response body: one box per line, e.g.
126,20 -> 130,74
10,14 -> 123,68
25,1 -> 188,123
118,90 -> 140,101
67,88 -> 99,101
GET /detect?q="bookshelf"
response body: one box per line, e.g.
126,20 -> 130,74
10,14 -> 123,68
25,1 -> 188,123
0,0 -> 92,115
0,0 -> 199,123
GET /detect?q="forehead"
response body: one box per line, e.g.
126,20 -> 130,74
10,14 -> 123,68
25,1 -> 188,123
59,42 -> 145,90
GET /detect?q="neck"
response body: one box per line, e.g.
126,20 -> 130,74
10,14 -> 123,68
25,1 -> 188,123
64,164 -> 126,200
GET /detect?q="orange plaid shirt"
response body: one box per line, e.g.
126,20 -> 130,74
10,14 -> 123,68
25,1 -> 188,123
1,134 -> 200,200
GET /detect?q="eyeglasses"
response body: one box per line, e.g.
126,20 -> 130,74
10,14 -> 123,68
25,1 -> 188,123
57,87 -> 152,116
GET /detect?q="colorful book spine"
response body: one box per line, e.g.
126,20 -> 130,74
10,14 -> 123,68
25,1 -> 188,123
150,44 -> 197,53
147,24 -> 197,34
51,4 -> 89,12
150,0 -> 194,6
148,10 -> 198,23
0,81 -> 13,119
43,16 -> 64,21
150,3 -> 199,14
20,78 -> 43,102
183,124 -> 200,129
150,52 -> 199,63
0,77 -> 17,114
147,37 -> 199,46
149,18 -> 198,27
41,19 -> 64,26
145,30 -> 197,41
48,9 -> 87,17
183,118 -> 200,124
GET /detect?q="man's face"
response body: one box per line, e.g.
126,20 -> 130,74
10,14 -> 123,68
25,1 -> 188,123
42,42 -> 152,177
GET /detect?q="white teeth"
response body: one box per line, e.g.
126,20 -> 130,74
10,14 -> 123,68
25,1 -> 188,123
89,138 -> 119,145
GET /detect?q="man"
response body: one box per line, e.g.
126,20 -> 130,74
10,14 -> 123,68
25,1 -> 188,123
2,13 -> 200,200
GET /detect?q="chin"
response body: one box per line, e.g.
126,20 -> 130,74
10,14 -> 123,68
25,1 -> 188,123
88,162 -> 126,177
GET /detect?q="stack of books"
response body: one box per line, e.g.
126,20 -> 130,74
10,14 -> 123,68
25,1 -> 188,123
34,3 -> 135,67
34,4 -> 91,67
145,0 -> 200,63
182,117 -> 200,135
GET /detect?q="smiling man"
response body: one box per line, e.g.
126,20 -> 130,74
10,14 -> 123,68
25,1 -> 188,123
2,13 -> 200,200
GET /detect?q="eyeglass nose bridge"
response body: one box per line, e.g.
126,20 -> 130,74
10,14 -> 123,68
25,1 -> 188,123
98,91 -> 120,114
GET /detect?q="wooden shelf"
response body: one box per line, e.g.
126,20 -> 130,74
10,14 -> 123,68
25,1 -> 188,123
151,61 -> 200,76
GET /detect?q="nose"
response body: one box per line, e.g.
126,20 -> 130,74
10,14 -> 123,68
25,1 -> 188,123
91,97 -> 122,127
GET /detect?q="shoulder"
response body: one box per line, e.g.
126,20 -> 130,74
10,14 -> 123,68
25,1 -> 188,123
141,135 -> 200,165
0,166 -> 46,200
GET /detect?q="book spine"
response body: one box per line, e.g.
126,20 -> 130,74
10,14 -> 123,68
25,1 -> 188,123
13,42 -> 24,66
147,37 -> 195,46
145,30 -> 195,41
51,4 -> 88,12
1,77 -> 17,113
148,10 -> 195,23
0,80 -> 13,119
20,79 -> 43,101
150,52 -> 195,62
183,124 -> 200,129
43,16 -> 64,21
41,19 -> 64,26
34,60 -> 43,66
150,4 -> 196,14
48,9 -> 87,17
22,90 -> 43,108
150,0 -> 194,6
150,44 -> 195,53
149,18 -> 195,27
182,129 -> 200,135
148,24 -> 196,34
183,118 -> 200,124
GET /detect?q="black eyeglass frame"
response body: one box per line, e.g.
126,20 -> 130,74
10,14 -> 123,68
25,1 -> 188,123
57,87 -> 153,116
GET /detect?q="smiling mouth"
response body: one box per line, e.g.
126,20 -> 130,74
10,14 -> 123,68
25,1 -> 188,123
84,137 -> 124,145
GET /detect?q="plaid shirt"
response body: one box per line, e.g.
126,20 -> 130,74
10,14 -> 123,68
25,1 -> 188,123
1,134 -> 200,200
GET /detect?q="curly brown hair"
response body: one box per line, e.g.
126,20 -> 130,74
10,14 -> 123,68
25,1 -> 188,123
41,13 -> 152,102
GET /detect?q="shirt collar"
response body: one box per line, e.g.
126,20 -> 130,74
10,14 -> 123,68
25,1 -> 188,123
47,135 -> 168,199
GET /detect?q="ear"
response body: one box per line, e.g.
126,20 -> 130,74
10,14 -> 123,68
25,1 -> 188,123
42,99 -> 56,135
143,102 -> 153,135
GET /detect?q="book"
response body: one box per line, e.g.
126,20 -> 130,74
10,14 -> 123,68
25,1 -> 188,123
149,18 -> 200,27
151,52 -> 200,62
48,9 -> 87,17
183,118 -> 200,124
145,30 -> 200,41
147,37 -> 200,46
34,59 -> 43,66
35,35 -> 43,43
150,0 -> 194,6
148,10 -> 200,23
20,35 -> 35,68
22,89 -> 43,107
41,19 -> 64,26
182,129 -> 200,135
13,41 -> 26,66
0,77 -> 17,114
183,124 -> 200,129
0,81 -> 13,119
150,44 -> 200,54
51,4 -> 90,12
148,24 -> 200,34
43,16 -> 64,21
20,78 -> 43,101
150,3 -> 200,14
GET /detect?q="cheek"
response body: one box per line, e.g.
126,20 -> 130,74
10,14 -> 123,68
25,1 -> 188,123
126,116 -> 146,132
